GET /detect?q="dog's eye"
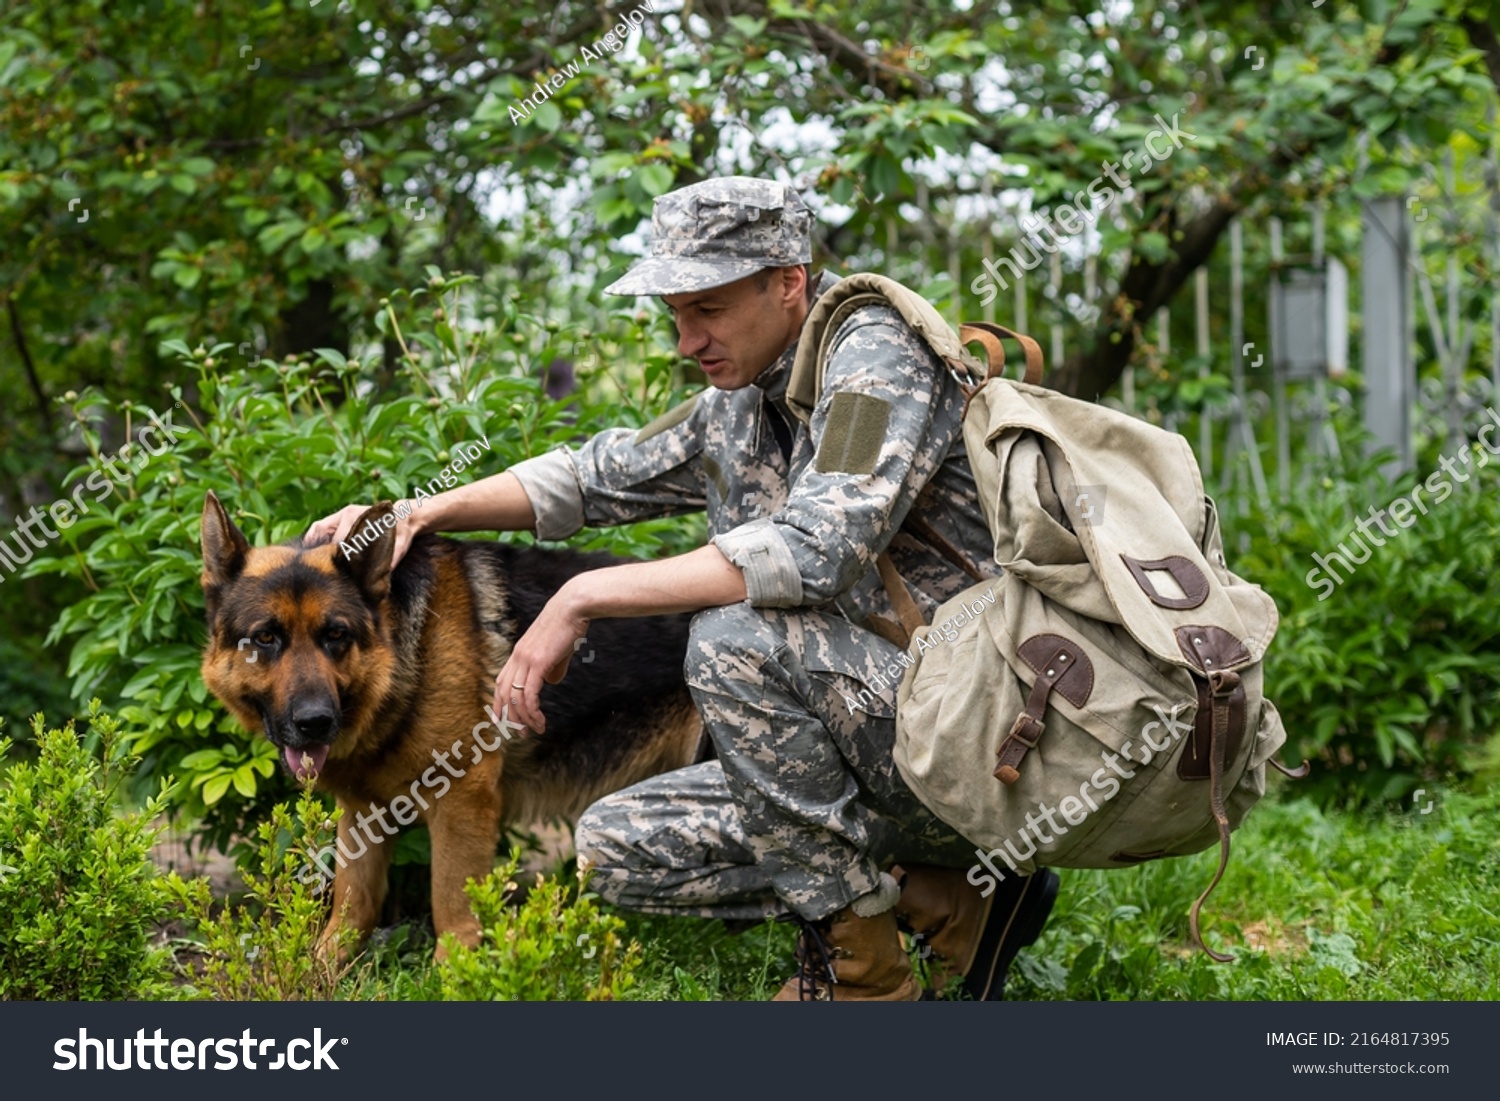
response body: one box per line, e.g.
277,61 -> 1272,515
325,626 -> 348,642
252,630 -> 276,646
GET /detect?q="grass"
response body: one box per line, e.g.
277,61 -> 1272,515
1003,787 -> 1500,1001
320,783 -> 1499,1001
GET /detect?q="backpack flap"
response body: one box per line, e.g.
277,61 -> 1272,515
963,379 -> 1279,672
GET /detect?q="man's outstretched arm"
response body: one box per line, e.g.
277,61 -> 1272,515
306,469 -> 538,568
497,543 -> 746,734
414,470 -> 538,536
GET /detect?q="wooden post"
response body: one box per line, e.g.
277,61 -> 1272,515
886,216 -> 899,283
1050,249 -> 1064,380
917,178 -> 933,284
1228,218 -> 1270,506
1270,216 -> 1289,496
1196,266 -> 1212,476
981,174 -> 997,325
1158,304 -> 1174,432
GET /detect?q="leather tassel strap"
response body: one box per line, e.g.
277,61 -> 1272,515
1189,667 -> 1241,963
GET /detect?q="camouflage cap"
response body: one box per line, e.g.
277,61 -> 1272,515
604,176 -> 813,296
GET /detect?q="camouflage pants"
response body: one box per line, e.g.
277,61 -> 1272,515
574,602 -> 975,922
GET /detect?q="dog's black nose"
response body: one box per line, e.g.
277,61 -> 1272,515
290,702 -> 337,743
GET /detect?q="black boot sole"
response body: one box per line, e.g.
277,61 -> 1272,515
963,867 -> 1060,1001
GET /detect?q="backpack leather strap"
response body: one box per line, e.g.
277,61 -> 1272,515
993,643 -> 1075,784
869,551 -> 926,649
959,322 -> 1046,385
1188,667 -> 1240,963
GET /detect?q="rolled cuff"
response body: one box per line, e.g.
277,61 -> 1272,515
711,519 -> 806,607
506,449 -> 587,542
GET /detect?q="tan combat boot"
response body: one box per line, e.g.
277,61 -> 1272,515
893,863 -> 1059,1000
771,905 -> 922,1002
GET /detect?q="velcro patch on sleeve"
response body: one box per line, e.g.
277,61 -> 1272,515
634,393 -> 702,445
701,453 -> 729,499
815,391 -> 891,474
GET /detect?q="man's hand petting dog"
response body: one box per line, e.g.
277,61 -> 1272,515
306,499 -> 422,568
494,578 -> 592,737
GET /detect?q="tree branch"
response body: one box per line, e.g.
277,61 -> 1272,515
1048,17 -> 1416,399
4,293 -> 54,435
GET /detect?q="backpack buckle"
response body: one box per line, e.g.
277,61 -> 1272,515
993,713 -> 1044,784
1004,712 -> 1044,748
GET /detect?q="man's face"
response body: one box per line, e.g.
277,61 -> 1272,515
662,266 -> 808,390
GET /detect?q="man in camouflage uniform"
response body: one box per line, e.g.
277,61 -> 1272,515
311,176 -> 1058,1000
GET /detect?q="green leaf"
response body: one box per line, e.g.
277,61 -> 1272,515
177,749 -> 225,770
532,101 -> 563,133
299,224 -> 331,252
231,765 -> 257,798
257,219 -> 308,254
1136,231 -> 1171,263
637,163 -> 673,197
201,772 -> 233,805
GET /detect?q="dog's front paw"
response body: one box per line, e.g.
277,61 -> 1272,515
315,922 -> 357,969
433,922 -> 483,962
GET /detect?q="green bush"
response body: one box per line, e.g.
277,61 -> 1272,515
1226,440 -> 1500,804
32,271 -> 704,856
0,703 -> 175,999
167,787 -> 360,1000
437,855 -> 642,1001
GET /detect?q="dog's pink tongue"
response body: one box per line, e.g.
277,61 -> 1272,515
286,744 -> 329,781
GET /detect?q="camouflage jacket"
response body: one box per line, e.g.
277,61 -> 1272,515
506,272 -> 1002,630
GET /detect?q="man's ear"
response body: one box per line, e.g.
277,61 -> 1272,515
333,501 -> 396,604
201,491 -> 252,597
779,263 -> 809,309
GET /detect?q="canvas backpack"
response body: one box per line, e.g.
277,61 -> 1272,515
787,273 -> 1304,960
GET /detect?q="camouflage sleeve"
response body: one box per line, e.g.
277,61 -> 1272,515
505,393 -> 709,541
712,306 -> 962,607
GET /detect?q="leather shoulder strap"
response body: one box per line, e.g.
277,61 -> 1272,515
784,274 -> 1043,647
957,322 -> 1045,385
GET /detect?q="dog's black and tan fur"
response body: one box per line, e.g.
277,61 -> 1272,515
200,492 -> 702,954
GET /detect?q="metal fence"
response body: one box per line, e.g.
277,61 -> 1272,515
862,141 -> 1499,512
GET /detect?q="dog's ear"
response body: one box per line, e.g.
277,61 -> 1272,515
201,492 -> 252,598
333,501 -> 396,604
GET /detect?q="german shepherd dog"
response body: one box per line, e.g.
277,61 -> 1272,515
199,492 -> 703,955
